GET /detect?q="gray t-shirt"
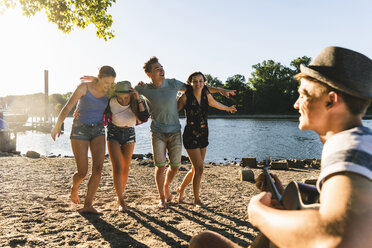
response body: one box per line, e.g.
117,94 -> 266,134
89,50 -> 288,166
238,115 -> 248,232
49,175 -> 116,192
135,78 -> 186,133
317,126 -> 372,190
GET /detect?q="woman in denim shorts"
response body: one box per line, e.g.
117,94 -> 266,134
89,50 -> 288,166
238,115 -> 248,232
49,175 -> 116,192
51,66 -> 116,214
105,81 -> 149,212
177,72 -> 237,207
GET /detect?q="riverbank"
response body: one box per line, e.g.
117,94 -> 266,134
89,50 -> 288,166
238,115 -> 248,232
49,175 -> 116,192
0,155 -> 320,247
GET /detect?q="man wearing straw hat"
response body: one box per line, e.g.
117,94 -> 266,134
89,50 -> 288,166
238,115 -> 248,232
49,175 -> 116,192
190,46 -> 372,247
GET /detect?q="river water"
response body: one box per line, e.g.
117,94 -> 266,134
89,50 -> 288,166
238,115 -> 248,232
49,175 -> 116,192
15,117 -> 372,163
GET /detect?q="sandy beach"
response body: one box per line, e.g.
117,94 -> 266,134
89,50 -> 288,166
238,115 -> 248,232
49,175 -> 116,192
0,155 -> 320,248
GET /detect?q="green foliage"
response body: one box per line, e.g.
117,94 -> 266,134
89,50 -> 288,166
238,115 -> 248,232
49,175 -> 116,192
0,0 -> 116,40
205,74 -> 254,114
49,93 -> 64,105
190,56 -> 313,115
62,92 -> 73,102
54,103 -> 63,116
204,74 -> 224,113
49,93 -> 68,115
3,56 -> 315,116
3,92 -> 73,117
248,57 -> 311,114
225,75 -> 246,92
205,74 -> 223,88
249,60 -> 291,113
290,56 -> 311,74
224,75 -> 252,113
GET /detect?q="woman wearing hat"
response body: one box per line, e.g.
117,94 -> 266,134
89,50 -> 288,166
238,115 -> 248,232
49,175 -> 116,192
106,81 -> 149,212
51,66 -> 116,214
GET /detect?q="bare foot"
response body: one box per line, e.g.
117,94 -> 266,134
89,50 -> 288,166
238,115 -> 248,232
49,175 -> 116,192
164,186 -> 173,202
78,206 -> 103,215
157,200 -> 168,209
118,204 -> 128,212
176,187 -> 184,203
70,186 -> 80,204
194,200 -> 206,208
117,199 -> 128,212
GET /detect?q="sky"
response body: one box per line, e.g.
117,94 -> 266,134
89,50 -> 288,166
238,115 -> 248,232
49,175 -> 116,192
0,0 -> 372,97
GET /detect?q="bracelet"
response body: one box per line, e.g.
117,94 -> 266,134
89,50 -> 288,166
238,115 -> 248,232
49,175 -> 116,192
137,100 -> 143,104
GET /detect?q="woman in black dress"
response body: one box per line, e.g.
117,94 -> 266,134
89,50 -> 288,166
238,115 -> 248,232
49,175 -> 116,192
177,72 -> 237,207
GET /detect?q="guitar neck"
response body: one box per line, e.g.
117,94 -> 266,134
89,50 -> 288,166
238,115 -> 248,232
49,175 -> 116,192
263,159 -> 282,204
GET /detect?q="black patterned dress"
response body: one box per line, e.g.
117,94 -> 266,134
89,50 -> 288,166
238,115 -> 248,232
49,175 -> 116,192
182,85 -> 210,149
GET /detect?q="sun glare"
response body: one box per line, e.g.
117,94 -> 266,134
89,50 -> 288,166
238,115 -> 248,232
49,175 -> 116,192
0,8 -> 54,96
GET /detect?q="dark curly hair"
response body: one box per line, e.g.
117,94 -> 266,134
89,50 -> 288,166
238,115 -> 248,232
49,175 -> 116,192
143,57 -> 159,73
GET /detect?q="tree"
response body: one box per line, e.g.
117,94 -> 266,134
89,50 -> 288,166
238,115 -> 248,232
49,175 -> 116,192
248,56 -> 312,114
49,93 -> 68,116
62,92 -> 73,102
205,74 -> 223,88
225,75 -> 246,93
203,74 -> 225,114
290,56 -> 311,74
224,75 -> 252,113
248,60 -> 294,113
0,0 -> 116,40
49,93 -> 65,105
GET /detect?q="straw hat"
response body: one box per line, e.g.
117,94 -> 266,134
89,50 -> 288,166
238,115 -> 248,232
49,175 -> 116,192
300,46 -> 372,99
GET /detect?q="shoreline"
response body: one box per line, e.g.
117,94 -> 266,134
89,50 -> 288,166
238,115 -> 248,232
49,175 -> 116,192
0,150 -> 321,166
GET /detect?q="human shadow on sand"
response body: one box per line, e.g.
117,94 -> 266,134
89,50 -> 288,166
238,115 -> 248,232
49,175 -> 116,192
127,209 -> 191,248
80,212 -> 149,248
194,205 -> 255,230
171,205 -> 254,247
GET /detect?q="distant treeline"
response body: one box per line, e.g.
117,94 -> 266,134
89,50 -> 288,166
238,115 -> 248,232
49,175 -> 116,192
205,56 -> 312,115
2,56 -> 372,116
1,92 -> 73,117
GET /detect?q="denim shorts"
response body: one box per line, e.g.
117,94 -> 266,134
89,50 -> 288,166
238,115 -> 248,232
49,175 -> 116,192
151,131 -> 182,167
70,119 -> 105,141
107,123 -> 136,145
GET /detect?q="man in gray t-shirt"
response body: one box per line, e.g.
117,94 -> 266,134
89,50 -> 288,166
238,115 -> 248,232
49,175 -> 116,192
136,78 -> 185,133
136,56 -> 235,209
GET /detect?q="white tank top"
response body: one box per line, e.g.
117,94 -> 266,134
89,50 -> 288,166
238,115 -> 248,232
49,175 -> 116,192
110,98 -> 137,127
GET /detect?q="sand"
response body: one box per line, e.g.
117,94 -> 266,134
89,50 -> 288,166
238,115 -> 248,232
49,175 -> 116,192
0,155 -> 320,248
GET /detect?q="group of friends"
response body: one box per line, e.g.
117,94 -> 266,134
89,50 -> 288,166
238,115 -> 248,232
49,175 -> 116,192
52,46 -> 372,248
51,56 -> 236,214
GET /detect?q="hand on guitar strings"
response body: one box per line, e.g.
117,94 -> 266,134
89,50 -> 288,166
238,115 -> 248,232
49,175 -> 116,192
255,173 -> 285,194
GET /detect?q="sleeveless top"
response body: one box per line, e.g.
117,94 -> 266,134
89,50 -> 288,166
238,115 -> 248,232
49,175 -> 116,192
184,85 -> 209,130
110,98 -> 137,127
77,85 -> 109,125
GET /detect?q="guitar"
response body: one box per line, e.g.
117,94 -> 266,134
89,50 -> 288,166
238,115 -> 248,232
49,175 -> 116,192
263,157 -> 320,210
251,158 -> 320,248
